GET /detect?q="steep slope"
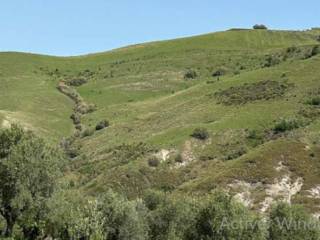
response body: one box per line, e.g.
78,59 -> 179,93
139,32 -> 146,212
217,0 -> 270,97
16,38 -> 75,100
1,29 -> 320,212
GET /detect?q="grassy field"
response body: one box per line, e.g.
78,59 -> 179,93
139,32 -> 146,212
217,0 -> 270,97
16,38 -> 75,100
1,28 -> 320,211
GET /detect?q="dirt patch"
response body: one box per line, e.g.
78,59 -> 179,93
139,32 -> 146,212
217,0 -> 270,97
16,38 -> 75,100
154,149 -> 175,162
228,180 -> 262,207
0,110 -> 34,131
260,175 -> 303,212
228,173 -> 303,213
307,185 -> 320,199
1,118 -> 11,128
181,140 -> 196,163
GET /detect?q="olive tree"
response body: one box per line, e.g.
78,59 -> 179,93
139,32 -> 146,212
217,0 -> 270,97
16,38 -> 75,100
0,125 -> 64,238
268,203 -> 320,240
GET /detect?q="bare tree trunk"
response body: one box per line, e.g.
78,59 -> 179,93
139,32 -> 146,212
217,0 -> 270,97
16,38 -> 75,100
3,212 -> 15,238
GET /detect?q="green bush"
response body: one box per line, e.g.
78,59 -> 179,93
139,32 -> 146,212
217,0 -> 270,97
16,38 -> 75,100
212,68 -> 227,77
184,69 -> 197,79
307,97 -> 320,106
70,113 -> 81,125
191,128 -> 209,140
264,55 -> 281,67
95,120 -> 110,131
273,118 -> 302,133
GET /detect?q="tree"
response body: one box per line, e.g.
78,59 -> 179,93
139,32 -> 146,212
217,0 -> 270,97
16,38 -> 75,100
47,189 -> 149,240
144,190 -> 198,240
268,203 -> 320,240
253,24 -> 268,30
0,125 -> 64,238
191,191 -> 266,240
99,190 -> 149,240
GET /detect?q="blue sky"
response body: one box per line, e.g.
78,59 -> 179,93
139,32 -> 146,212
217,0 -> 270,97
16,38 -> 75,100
1,0 -> 319,56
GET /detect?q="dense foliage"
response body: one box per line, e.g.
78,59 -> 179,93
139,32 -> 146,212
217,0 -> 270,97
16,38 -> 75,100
0,127 -> 319,239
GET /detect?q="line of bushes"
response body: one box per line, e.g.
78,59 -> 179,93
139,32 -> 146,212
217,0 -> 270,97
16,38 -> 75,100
214,80 -> 292,105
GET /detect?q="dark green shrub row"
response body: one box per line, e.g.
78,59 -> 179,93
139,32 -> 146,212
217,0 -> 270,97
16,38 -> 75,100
215,80 -> 293,105
66,78 -> 87,87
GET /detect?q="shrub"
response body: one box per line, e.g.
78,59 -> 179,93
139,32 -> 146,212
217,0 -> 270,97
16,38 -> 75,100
212,68 -> 227,77
307,97 -> 320,106
70,113 -> 81,125
143,190 -> 166,211
273,118 -> 302,133
95,120 -> 109,131
264,55 -> 281,67
66,78 -> 87,87
75,102 -> 96,114
148,157 -> 160,167
184,69 -> 197,79
253,24 -> 268,30
191,128 -> 209,140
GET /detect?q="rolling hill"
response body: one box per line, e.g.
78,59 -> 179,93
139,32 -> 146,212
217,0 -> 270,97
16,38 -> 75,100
1,28 -> 320,213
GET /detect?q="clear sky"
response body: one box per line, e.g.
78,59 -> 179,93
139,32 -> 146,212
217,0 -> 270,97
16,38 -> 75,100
1,0 -> 319,56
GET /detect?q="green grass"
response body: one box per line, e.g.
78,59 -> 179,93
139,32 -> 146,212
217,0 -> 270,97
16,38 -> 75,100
1,29 -> 320,210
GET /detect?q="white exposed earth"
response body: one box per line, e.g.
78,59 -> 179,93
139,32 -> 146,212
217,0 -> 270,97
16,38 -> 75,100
229,161 -> 304,213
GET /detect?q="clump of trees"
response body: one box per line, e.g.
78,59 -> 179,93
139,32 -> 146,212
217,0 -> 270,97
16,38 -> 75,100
253,24 -> 268,30
1,126 -> 320,239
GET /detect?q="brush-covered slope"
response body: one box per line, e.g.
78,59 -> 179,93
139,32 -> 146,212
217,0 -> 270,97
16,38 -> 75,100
1,28 -> 320,212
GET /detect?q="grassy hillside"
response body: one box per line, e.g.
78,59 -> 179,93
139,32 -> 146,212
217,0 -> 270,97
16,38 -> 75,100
1,28 -> 320,212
